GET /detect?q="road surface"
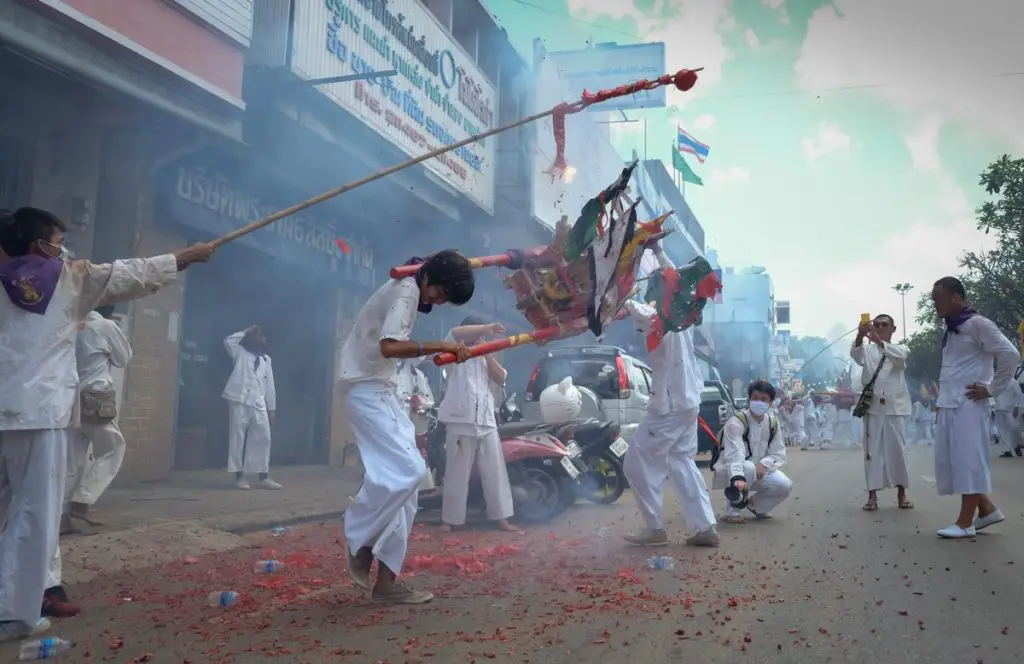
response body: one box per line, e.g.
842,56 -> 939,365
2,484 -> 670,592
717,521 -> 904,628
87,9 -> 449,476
4,444 -> 1022,663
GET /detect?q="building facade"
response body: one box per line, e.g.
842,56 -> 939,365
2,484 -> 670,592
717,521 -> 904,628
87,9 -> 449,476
704,259 -> 776,392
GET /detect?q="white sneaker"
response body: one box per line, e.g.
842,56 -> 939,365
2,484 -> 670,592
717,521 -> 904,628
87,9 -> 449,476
235,477 -> 251,490
256,477 -> 283,490
937,524 -> 976,539
973,509 -> 1005,531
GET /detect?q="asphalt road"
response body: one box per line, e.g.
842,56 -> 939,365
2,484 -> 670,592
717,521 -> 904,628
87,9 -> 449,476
4,443 -> 1023,663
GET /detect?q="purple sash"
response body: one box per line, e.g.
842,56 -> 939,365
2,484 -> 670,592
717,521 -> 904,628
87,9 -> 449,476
0,254 -> 63,314
942,307 -> 978,348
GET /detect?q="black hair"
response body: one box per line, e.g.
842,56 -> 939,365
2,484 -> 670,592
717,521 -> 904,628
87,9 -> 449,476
95,305 -> 116,319
461,315 -> 487,326
420,249 -> 475,305
0,207 -> 66,257
874,313 -> 896,325
934,276 -> 966,299
747,379 -> 777,401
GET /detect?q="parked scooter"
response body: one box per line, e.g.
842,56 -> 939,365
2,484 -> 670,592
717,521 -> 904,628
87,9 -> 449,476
415,391 -> 586,524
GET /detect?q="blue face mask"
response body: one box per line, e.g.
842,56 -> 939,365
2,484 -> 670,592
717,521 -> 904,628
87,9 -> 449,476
749,400 -> 771,416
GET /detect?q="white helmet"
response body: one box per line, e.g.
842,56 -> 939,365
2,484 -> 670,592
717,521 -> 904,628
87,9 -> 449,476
539,377 -> 582,425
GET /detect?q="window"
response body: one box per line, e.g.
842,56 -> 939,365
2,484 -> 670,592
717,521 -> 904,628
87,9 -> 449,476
640,366 -> 654,394
629,361 -> 650,396
537,356 -> 620,400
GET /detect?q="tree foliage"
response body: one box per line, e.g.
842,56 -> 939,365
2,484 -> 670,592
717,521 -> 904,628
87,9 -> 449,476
788,335 -> 843,389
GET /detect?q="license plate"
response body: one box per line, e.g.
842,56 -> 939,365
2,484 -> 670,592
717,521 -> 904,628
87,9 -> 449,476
609,437 -> 629,457
566,441 -> 582,458
561,456 -> 580,479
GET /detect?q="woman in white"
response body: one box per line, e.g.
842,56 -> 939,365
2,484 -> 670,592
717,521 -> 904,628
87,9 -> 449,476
223,325 -> 280,490
850,314 -> 913,511
0,207 -> 213,640
63,305 -> 131,531
930,277 -> 1019,539
438,317 -> 516,532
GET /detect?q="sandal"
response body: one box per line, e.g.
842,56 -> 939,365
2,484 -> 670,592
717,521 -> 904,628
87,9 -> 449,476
898,499 -> 914,509
723,515 -> 745,524
862,501 -> 878,511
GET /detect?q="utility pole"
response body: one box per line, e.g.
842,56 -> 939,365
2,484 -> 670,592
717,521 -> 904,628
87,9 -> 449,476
892,282 -> 914,341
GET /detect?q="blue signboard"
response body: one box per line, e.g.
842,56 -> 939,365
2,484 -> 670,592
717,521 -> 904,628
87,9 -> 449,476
161,164 -> 377,287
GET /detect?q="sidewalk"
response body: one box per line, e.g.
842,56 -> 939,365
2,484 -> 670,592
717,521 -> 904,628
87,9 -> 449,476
59,465 -> 364,584
83,464 -> 364,534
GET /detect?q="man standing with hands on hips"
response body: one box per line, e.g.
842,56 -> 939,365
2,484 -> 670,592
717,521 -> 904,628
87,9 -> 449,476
930,277 -> 1019,539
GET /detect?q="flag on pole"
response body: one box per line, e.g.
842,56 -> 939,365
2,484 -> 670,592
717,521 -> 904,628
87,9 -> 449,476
677,127 -> 710,163
671,146 -> 704,186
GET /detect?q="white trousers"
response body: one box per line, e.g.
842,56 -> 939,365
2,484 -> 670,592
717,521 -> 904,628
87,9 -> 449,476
0,430 -> 66,623
993,410 -> 1019,454
440,427 -> 514,525
226,402 -> 272,474
343,384 -> 424,575
863,413 -> 911,491
623,407 -> 716,533
713,461 -> 793,517
66,422 -> 126,505
936,402 -> 991,496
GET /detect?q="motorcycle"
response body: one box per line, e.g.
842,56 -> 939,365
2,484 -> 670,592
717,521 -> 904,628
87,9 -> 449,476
414,392 -> 587,524
499,387 -> 628,505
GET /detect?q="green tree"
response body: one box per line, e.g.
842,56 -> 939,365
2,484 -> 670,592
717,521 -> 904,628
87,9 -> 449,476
789,335 -> 843,390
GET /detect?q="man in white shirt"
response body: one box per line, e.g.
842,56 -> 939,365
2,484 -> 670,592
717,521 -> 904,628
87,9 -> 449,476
62,305 -> 132,531
993,381 -> 1022,458
621,244 -> 719,548
789,400 -> 806,447
850,314 -> 913,511
819,396 -> 837,446
396,358 -> 434,412
223,325 -> 279,490
438,317 -> 515,532
0,207 -> 213,641
930,276 -> 1019,539
800,395 -> 821,451
712,380 -> 792,524
338,250 -> 474,604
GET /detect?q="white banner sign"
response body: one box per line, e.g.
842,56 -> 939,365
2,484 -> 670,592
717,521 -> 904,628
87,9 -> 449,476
532,52 -> 628,231
548,43 -> 666,112
289,0 -> 497,213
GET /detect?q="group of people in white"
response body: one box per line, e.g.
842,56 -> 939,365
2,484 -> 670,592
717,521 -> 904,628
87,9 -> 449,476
775,391 -> 937,450
1,202 -> 1020,641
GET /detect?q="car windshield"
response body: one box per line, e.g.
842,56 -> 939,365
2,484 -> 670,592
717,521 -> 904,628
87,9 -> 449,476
538,355 -> 620,399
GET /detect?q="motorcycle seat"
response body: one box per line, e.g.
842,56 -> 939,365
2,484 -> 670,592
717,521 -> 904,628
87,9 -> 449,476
571,419 -> 615,437
498,421 -> 548,438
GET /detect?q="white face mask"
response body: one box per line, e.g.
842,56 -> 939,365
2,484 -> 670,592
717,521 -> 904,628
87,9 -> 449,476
749,400 -> 771,416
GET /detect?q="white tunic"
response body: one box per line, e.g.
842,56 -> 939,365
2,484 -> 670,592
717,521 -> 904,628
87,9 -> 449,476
438,331 -> 496,434
0,255 -> 178,430
77,311 -> 132,391
337,277 -> 419,389
222,329 -> 277,411
396,360 -> 434,405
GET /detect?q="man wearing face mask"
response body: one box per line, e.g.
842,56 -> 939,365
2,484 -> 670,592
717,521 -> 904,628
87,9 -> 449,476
851,314 -> 913,511
712,380 -> 792,524
223,325 -> 280,490
0,207 -> 214,641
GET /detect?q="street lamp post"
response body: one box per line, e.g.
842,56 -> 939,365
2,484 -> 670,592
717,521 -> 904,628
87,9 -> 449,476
892,282 -> 914,341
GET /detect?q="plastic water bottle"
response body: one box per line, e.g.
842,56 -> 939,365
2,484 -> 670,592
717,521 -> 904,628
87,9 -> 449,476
207,591 -> 239,608
19,638 -> 72,660
596,526 -> 610,539
270,526 -> 289,537
253,560 -> 284,574
647,555 -> 676,571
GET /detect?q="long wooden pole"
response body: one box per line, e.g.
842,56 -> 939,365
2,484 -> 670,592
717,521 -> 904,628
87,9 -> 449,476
209,67 -> 703,248
209,107 -> 556,248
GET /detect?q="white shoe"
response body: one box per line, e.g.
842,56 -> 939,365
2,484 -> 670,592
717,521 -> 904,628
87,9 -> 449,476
235,477 -> 251,490
937,524 -> 976,539
256,477 -> 283,490
973,509 -> 1005,531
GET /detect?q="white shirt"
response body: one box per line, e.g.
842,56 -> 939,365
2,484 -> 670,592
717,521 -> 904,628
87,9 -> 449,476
721,409 -> 786,480
396,360 -> 434,404
850,341 -> 912,416
76,311 -> 132,392
337,277 -> 419,389
0,255 -> 178,430
438,330 -> 496,430
623,251 -> 703,415
937,315 -> 1019,409
790,404 -> 805,430
222,329 -> 277,411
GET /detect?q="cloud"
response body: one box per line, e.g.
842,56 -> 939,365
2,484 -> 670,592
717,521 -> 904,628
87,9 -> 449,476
565,0 -> 732,106
794,0 -> 1024,151
903,114 -> 943,172
802,123 -> 851,162
761,0 -> 785,9
709,166 -> 750,184
744,28 -> 760,50
691,114 -> 716,131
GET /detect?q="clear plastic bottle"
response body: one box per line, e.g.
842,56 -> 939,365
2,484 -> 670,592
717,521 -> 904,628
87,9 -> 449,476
207,591 -> 239,608
253,560 -> 284,574
270,526 -> 289,537
19,638 -> 72,660
646,555 -> 676,571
